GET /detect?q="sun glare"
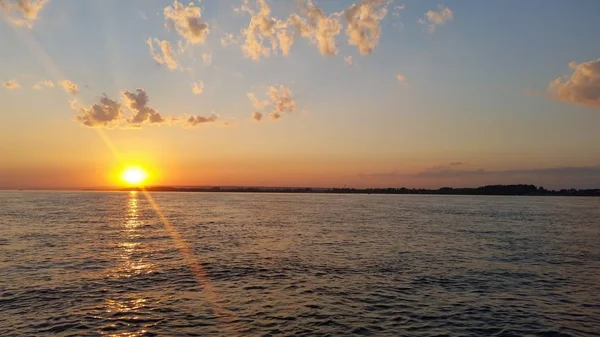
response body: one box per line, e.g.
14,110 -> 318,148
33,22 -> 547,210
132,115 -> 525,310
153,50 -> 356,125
120,166 -> 148,186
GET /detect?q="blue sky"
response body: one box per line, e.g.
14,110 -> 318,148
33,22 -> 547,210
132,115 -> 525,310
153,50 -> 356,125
1,0 -> 600,189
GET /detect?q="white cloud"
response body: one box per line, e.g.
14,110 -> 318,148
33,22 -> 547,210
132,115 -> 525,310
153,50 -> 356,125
248,84 -> 296,121
59,80 -> 78,95
33,79 -> 53,89
122,88 -> 165,124
419,5 -> 453,33
187,113 -> 217,126
343,0 -> 391,55
147,38 -> 178,70
73,96 -> 123,128
0,0 -> 49,28
268,85 -> 295,115
3,79 -> 20,89
238,0 -> 289,60
192,81 -> 204,95
163,0 -> 209,44
289,1 -> 343,57
548,58 -> 600,108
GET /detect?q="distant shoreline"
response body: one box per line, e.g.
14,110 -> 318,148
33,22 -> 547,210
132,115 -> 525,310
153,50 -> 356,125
80,184 -> 600,197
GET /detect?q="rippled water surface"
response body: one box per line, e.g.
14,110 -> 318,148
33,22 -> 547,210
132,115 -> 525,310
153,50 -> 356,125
1,191 -> 599,336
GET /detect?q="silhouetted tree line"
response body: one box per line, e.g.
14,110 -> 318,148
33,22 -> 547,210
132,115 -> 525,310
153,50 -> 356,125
131,184 -> 600,196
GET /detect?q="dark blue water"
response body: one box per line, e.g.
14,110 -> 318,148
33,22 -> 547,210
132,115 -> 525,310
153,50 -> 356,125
1,191 -> 599,336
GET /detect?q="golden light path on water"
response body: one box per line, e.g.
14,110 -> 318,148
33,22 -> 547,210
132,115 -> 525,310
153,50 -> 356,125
7,25 -> 234,335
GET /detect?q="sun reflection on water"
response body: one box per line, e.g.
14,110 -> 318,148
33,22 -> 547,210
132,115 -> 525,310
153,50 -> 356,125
103,191 -> 155,336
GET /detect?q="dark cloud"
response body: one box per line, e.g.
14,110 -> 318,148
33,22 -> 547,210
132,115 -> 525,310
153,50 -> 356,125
74,95 -> 123,127
187,113 -> 217,126
122,89 -> 165,125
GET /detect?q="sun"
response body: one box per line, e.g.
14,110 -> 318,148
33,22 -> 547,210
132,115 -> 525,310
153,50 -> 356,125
120,166 -> 149,186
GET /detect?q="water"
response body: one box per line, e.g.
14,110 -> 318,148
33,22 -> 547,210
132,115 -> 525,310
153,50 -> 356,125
1,191 -> 599,336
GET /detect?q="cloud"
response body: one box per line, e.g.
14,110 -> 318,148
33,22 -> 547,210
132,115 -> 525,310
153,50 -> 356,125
358,165 -> 600,188
268,84 -> 295,115
202,52 -> 212,66
247,84 -> 296,121
345,56 -> 353,65
0,0 -> 49,28
58,80 -> 78,95
238,0 -> 289,60
392,5 -> 404,17
187,113 -> 217,126
220,33 -> 240,46
33,79 -> 53,89
419,5 -> 453,33
192,81 -> 204,95
122,88 -> 165,125
163,0 -> 209,44
73,95 -> 123,128
247,92 -> 269,109
289,1 -> 343,57
548,58 -> 600,108
3,79 -> 20,89
72,88 -> 225,129
343,0 -> 391,55
414,166 -> 600,179
396,73 -> 407,84
147,38 -> 178,70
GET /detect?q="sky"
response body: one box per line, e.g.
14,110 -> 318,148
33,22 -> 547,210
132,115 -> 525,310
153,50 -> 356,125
1,0 -> 600,189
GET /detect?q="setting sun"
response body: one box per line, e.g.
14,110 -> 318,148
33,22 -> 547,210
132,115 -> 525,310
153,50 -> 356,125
120,166 -> 148,186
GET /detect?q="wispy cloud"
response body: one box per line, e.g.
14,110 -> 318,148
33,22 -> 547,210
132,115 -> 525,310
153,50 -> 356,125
0,0 -> 49,28
3,79 -> 20,89
202,52 -> 212,66
396,74 -> 407,85
58,80 -> 78,95
548,58 -> 600,108
33,79 -> 53,89
419,5 -> 453,33
163,0 -> 209,44
147,38 -> 178,70
220,33 -> 240,46
192,81 -> 204,95
358,165 -> 600,188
